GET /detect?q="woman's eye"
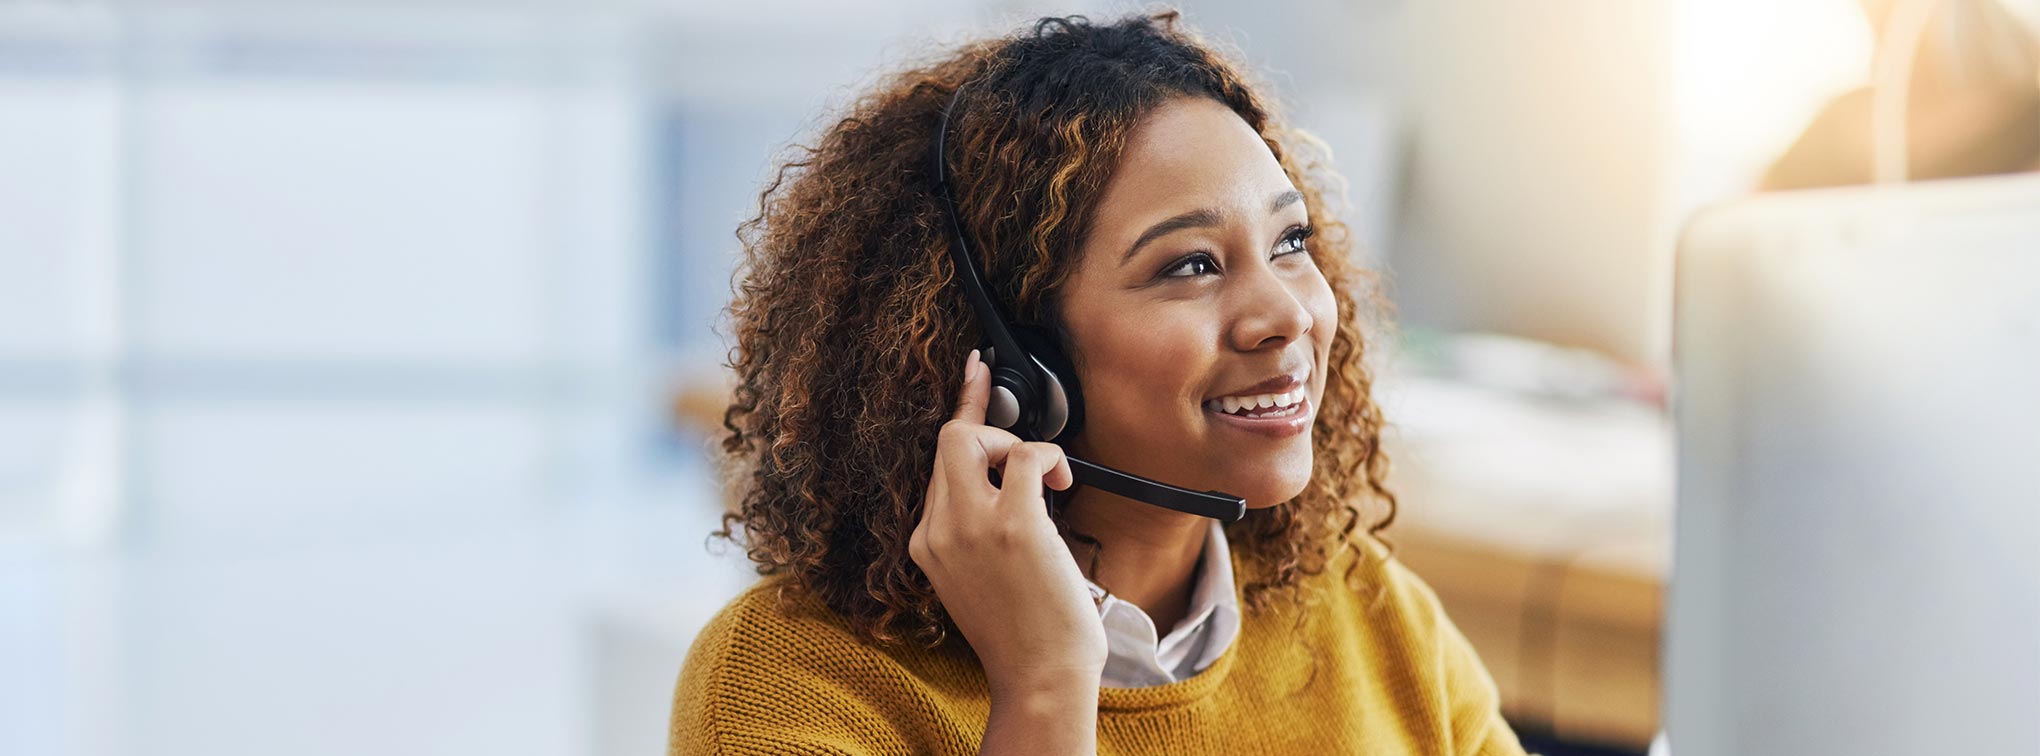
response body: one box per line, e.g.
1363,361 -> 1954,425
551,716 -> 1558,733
1159,225 -> 1314,280
1277,224 -> 1316,256
1162,252 -> 1219,278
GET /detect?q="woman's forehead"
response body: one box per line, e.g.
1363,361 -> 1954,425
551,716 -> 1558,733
1095,98 -> 1295,228
1080,98 -> 1300,261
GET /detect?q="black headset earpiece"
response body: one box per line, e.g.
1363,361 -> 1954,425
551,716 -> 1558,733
931,82 -> 1244,522
979,343 -> 1063,441
1007,323 -> 1084,443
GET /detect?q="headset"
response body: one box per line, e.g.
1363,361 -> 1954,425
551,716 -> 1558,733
930,83 -> 1247,523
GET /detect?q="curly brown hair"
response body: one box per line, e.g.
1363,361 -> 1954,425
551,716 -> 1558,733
713,10 -> 1397,647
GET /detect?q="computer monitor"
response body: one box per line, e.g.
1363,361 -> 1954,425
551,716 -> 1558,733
1666,173 -> 2040,755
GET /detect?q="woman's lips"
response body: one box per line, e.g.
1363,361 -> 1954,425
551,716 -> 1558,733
1203,395 -> 1312,439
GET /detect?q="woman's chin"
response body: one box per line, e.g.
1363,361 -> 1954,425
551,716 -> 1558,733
1227,466 -> 1314,510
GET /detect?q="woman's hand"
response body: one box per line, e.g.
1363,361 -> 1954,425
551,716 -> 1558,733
911,349 -> 1103,753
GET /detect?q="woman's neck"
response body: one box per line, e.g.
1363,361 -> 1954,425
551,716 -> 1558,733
1057,486 -> 1214,634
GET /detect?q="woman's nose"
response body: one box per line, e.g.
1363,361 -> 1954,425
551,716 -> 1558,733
1227,260 -> 1313,352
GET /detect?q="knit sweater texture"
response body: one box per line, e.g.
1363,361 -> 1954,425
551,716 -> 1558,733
669,536 -> 1529,755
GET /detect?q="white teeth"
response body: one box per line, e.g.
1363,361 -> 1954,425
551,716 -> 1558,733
1207,389 -> 1305,416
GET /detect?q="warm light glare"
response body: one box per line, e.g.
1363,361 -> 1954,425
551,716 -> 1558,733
1672,0 -> 1874,200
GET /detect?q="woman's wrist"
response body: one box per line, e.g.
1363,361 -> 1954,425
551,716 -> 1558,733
988,666 -> 1099,708
982,669 -> 1099,755
986,655 -> 1103,699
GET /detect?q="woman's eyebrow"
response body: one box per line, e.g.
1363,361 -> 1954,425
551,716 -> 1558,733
1269,189 -> 1303,214
1118,188 -> 1308,267
1120,207 -> 1222,266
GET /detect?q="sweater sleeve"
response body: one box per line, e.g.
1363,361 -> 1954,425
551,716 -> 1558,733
668,593 -> 912,756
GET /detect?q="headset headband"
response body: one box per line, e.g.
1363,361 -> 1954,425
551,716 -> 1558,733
931,83 -> 1068,441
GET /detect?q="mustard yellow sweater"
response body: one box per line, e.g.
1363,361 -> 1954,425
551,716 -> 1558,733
670,537 -> 1529,755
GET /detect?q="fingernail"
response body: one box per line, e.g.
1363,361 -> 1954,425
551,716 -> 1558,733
966,349 -> 980,382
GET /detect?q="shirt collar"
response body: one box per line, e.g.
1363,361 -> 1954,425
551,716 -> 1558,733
1086,520 -> 1242,686
1082,520 -> 1239,640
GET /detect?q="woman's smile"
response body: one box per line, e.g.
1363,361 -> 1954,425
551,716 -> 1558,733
1204,393 -> 1312,438
1200,365 -> 1315,438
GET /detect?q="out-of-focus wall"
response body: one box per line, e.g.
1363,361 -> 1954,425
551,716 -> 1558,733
0,5 -> 657,551
1395,0 -> 1678,365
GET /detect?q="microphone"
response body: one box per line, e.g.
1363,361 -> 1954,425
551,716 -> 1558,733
1066,457 -> 1246,522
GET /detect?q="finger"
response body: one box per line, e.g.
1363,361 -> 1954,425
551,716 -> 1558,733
950,349 -> 987,425
1044,451 -> 1074,492
993,442 -> 1065,511
939,420 -> 1021,501
985,439 -> 1072,492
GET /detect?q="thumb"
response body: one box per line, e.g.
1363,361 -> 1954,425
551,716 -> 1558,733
951,349 -> 987,425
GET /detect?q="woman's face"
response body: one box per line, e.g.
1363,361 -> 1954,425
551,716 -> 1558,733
1058,96 -> 1337,510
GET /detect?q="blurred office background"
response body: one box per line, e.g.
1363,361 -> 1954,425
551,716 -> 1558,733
1,1 -> 2032,755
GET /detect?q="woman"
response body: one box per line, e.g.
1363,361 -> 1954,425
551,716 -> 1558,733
673,11 -> 1527,755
